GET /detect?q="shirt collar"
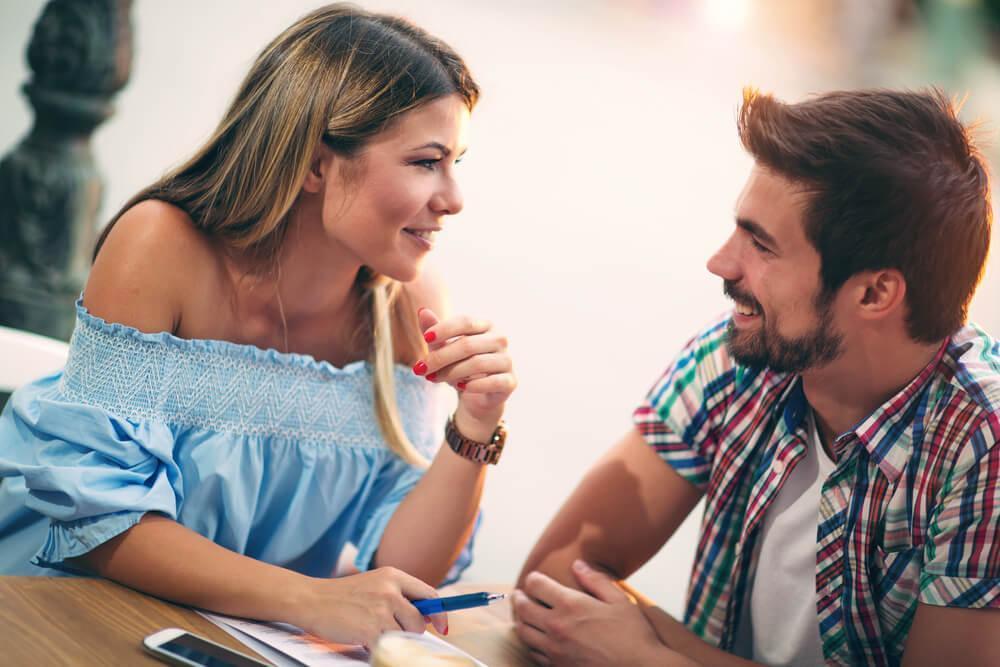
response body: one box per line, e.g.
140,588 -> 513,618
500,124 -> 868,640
781,377 -> 810,434
840,339 -> 950,482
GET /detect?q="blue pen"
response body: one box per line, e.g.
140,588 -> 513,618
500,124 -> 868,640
412,591 -> 506,616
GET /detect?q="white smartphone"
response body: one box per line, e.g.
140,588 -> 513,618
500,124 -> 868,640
143,627 -> 271,667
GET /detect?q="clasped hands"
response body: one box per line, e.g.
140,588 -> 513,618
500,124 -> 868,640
513,560 -> 697,666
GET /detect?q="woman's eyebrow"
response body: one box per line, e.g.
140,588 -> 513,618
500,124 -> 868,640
412,141 -> 450,155
410,142 -> 467,158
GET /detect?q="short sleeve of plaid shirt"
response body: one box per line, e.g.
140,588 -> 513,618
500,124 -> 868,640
920,414 -> 1000,609
632,316 -> 738,491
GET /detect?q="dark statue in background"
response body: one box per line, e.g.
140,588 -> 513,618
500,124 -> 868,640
0,0 -> 133,341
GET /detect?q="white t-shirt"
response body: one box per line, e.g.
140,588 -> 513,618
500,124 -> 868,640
733,410 -> 836,666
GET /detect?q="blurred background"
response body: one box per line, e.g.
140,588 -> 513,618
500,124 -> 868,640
1,0 -> 998,617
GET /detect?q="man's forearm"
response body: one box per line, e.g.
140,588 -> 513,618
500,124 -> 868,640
639,606 -> 760,667
517,428 -> 704,591
619,582 -> 760,667
517,526 -> 626,591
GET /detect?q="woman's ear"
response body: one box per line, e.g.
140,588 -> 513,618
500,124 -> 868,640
301,146 -> 330,194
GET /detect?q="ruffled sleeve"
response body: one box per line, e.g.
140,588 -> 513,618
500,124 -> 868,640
1,299 -> 483,581
351,459 -> 421,573
0,375 -> 181,570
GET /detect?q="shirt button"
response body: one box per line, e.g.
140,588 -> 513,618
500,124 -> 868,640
773,460 -> 786,475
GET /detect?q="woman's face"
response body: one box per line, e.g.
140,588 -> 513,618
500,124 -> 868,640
318,94 -> 470,282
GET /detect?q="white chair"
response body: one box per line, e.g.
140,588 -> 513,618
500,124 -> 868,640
0,325 -> 69,395
0,326 -> 68,488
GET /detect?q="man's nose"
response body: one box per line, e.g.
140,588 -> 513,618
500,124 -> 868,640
706,236 -> 741,281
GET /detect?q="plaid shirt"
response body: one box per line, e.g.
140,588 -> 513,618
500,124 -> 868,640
634,316 -> 1000,666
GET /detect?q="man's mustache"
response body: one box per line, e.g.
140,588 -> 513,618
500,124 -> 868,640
723,280 -> 760,309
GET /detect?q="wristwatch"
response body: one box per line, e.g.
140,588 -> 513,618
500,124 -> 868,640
445,414 -> 507,465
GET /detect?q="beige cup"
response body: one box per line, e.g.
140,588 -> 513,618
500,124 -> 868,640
370,631 -> 477,667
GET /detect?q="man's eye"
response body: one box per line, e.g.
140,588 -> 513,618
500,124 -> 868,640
751,238 -> 771,254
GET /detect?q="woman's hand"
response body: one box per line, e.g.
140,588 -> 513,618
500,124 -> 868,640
290,567 -> 447,649
413,307 -> 516,432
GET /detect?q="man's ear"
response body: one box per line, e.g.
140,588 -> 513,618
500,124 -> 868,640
301,146 -> 330,194
854,269 -> 906,321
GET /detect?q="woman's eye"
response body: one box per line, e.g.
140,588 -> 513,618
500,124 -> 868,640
412,158 -> 440,170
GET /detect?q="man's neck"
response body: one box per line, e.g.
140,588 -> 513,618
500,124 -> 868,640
800,330 -> 944,444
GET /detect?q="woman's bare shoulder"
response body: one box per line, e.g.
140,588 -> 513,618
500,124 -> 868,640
84,200 -> 225,334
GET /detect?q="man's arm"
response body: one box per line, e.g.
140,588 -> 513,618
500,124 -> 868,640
516,428 -> 768,666
901,418 -> 1000,666
901,603 -> 1000,665
513,561 -> 761,666
517,426 -> 703,591
621,582 -> 760,666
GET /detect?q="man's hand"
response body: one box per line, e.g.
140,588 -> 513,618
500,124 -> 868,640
512,560 -> 698,666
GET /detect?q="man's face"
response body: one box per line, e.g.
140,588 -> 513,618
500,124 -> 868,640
706,165 -> 844,373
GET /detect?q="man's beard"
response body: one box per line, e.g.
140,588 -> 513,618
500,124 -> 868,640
724,280 -> 844,374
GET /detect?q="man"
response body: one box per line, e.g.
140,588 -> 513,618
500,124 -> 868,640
514,88 -> 998,666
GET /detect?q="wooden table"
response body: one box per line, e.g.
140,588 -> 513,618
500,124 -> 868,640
0,577 -> 533,666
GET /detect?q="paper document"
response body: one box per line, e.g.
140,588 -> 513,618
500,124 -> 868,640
200,611 -> 486,666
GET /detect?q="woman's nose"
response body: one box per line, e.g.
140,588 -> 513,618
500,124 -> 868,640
431,178 -> 463,216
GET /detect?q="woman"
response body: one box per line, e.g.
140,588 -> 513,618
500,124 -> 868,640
0,4 -> 515,648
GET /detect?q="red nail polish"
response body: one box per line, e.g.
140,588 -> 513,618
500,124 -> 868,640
457,381 -> 467,390
424,331 -> 436,343
412,361 -> 428,375
426,372 -> 437,381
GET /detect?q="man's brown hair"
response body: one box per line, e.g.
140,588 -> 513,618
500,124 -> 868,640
738,87 -> 992,342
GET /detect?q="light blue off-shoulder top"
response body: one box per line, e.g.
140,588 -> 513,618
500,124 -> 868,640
0,301 -> 475,581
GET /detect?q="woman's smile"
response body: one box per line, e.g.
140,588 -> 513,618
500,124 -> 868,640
402,226 -> 441,250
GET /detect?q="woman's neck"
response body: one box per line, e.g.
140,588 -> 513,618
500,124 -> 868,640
235,207 -> 361,317
220,205 -> 367,358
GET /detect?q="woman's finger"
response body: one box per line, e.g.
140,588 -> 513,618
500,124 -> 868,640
421,315 -> 492,345
392,569 -> 440,601
456,373 -> 517,395
376,613 -> 404,641
428,353 -> 512,385
417,307 -> 449,352
424,612 -> 448,636
393,603 -> 429,634
421,333 -> 508,375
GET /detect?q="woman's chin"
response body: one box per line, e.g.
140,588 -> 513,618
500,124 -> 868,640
366,259 -> 422,284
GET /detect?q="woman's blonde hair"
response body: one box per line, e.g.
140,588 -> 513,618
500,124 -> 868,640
95,3 -> 480,466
